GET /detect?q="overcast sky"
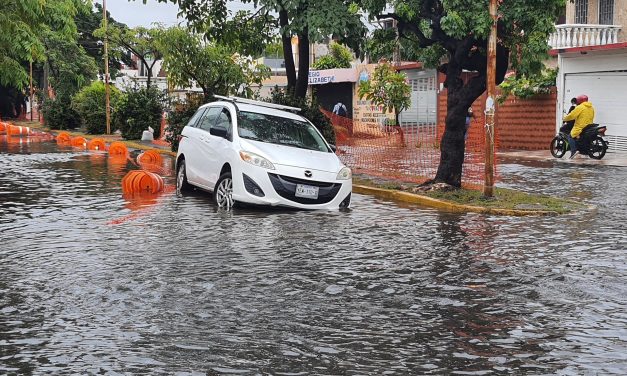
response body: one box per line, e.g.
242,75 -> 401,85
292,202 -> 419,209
94,0 -> 255,27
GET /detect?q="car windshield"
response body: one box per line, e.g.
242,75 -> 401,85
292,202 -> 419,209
237,111 -> 330,152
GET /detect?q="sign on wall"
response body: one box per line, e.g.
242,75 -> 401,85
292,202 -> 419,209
308,69 -> 357,85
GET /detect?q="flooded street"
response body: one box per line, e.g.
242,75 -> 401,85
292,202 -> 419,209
1,140 -> 626,375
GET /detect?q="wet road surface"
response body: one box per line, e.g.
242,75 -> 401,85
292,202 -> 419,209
1,140 -> 626,375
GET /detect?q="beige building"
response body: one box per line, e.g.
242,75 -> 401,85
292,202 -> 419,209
552,0 -> 625,47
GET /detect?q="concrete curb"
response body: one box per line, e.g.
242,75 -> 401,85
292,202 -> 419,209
353,185 -> 560,216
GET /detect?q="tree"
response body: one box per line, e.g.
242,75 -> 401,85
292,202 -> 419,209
42,29 -> 98,99
75,3 -> 131,79
358,61 -> 410,129
0,0 -> 85,89
312,42 -> 354,70
155,0 -> 367,99
362,0 -> 565,187
94,25 -> 163,88
156,27 -> 270,101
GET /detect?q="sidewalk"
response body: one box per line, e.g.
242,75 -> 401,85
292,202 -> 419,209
498,150 -> 627,167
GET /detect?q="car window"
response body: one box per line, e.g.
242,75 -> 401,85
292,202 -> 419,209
237,111 -> 330,152
187,107 -> 207,128
197,107 -> 221,132
212,108 -> 232,133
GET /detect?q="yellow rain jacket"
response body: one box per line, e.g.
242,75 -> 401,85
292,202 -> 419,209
563,102 -> 595,138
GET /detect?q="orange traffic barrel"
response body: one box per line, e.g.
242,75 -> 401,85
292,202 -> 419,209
88,138 -> 106,151
137,150 -> 163,165
7,124 -> 31,136
109,141 -> 128,156
71,136 -> 87,148
121,170 -> 164,194
56,132 -> 71,144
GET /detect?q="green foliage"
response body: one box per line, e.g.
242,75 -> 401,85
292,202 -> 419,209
498,69 -> 558,103
0,0 -> 87,89
358,62 -> 411,124
43,29 -> 98,98
262,42 -> 284,58
165,94 -> 205,152
72,81 -> 122,134
114,86 -> 165,140
270,88 -> 336,145
42,97 -> 81,130
312,42 -> 353,70
75,3 -> 130,78
156,27 -> 271,101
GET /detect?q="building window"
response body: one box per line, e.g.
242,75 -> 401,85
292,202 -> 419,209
599,0 -> 614,25
575,0 -> 588,24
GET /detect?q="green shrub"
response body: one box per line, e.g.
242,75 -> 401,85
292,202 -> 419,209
270,88 -> 336,145
312,43 -> 353,70
166,94 -> 204,152
41,96 -> 80,130
72,81 -> 122,134
114,86 -> 164,140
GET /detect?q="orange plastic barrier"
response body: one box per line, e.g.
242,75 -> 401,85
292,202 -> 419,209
87,138 -> 106,151
56,132 -> 71,144
70,136 -> 87,148
108,141 -> 128,156
320,107 -> 498,188
7,125 -> 31,136
121,170 -> 164,194
137,150 -> 163,165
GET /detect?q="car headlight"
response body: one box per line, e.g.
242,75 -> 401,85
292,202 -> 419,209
239,150 -> 275,170
336,166 -> 352,180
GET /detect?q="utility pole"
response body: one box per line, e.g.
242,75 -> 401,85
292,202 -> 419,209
29,61 -> 33,121
483,0 -> 498,198
103,0 -> 111,134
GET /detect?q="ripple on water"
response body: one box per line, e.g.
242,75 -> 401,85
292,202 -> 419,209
1,142 -> 626,374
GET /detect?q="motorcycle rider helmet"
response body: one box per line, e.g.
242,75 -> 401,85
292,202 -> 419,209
576,95 -> 589,104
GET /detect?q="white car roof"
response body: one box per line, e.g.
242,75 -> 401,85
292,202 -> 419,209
203,101 -> 308,122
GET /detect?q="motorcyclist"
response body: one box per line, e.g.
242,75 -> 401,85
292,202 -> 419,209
563,94 -> 595,158
560,97 -> 577,134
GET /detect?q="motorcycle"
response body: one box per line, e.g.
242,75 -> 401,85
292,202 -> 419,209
550,123 -> 609,160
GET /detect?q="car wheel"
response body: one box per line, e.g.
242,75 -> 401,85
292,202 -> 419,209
176,159 -> 192,194
213,172 -> 235,209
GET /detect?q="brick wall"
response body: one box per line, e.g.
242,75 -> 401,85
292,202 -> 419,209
437,73 -> 557,151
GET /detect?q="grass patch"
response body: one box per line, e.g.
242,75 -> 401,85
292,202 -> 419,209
353,175 -> 583,214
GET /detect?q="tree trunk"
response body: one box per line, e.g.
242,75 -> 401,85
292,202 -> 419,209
434,59 -> 485,187
294,29 -> 309,99
279,9 -> 296,94
147,59 -> 159,90
433,43 -> 509,187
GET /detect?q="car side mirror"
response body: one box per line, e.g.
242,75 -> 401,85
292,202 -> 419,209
329,144 -> 337,152
210,126 -> 228,139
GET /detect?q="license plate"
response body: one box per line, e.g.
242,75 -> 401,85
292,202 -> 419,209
295,184 -> 319,199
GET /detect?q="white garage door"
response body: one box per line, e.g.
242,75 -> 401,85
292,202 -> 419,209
564,72 -> 627,151
399,71 -> 437,126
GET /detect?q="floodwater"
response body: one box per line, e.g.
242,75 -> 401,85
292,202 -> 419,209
1,139 -> 626,375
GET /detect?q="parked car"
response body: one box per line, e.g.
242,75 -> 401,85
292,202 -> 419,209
176,96 -> 352,210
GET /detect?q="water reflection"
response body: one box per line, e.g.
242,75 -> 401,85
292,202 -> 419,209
1,141 -> 626,374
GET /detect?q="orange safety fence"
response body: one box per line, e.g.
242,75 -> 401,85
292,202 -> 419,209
321,108 -> 498,188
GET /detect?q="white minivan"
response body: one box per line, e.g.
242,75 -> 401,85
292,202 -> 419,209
176,96 -> 352,209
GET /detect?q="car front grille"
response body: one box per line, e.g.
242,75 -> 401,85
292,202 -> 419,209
268,173 -> 341,204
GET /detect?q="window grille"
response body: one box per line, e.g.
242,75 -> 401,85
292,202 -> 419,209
599,0 -> 614,25
575,0 -> 588,24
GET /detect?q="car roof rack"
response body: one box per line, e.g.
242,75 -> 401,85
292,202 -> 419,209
213,95 -> 302,113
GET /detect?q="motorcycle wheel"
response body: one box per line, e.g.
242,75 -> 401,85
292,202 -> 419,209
550,136 -> 567,158
589,137 -> 607,160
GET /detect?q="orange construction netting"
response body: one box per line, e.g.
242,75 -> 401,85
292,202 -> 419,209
322,108 -> 498,188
